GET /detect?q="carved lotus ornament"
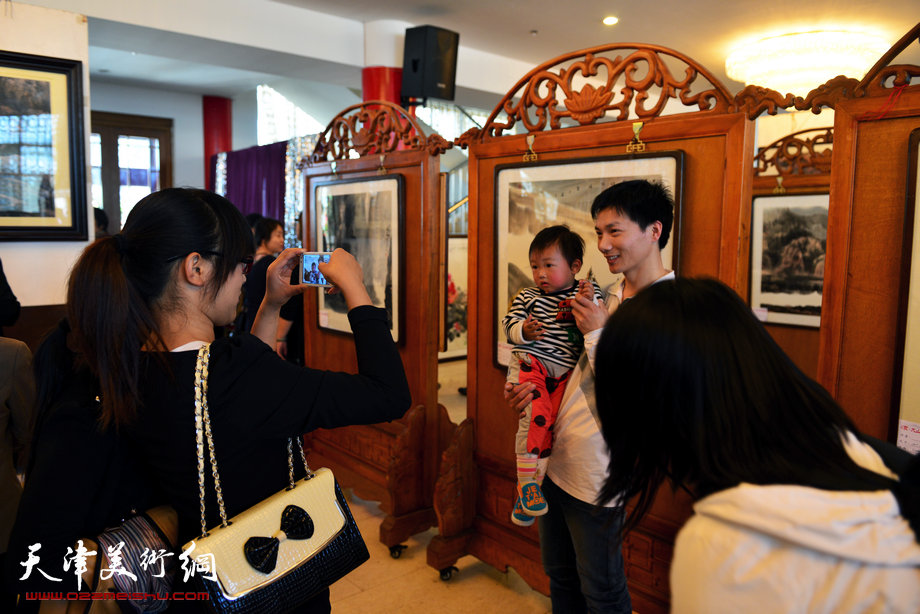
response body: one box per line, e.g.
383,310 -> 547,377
564,84 -> 614,124
351,127 -> 373,151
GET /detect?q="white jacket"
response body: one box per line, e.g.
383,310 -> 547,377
671,433 -> 920,614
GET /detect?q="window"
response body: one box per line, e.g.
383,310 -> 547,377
257,85 -> 325,145
90,111 -> 173,232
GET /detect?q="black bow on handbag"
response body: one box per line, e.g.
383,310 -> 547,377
244,505 -> 315,574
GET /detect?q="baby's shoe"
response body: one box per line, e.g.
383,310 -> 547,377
511,497 -> 535,526
520,481 -> 548,516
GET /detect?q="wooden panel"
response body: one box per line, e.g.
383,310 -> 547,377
752,170 -> 828,380
819,89 -> 920,439
299,125 -> 450,547
445,112 -> 754,608
763,325 -> 820,379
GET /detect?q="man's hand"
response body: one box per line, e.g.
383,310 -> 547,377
522,314 -> 544,340
504,381 -> 535,414
572,291 -> 612,335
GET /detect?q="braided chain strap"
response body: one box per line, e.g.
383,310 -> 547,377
194,344 -> 313,538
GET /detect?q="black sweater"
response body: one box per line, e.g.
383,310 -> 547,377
129,304 -> 410,544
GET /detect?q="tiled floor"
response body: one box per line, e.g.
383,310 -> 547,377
437,358 -> 468,424
330,491 -> 551,613
328,358 -> 552,613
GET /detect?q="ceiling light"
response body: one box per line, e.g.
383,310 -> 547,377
602,16 -> 619,26
725,30 -> 889,95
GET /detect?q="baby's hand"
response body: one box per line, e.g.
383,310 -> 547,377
522,314 -> 544,340
578,279 -> 599,305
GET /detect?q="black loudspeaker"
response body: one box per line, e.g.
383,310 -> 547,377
401,25 -> 459,102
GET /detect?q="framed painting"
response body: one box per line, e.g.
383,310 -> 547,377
750,193 -> 829,328
314,175 -> 402,341
494,151 -> 684,367
0,51 -> 86,241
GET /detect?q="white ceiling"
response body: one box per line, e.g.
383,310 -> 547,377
87,0 -> 920,113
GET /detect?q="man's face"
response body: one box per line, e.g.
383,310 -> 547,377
594,207 -> 661,276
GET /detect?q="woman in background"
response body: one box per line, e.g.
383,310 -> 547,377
594,277 -> 920,614
240,216 -> 285,333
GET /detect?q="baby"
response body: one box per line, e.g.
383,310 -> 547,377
502,225 -> 602,526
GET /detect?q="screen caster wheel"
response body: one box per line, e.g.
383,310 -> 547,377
439,566 -> 459,581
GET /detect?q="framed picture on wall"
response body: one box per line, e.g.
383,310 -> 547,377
314,175 -> 402,341
750,193 -> 829,328
494,151 -> 684,367
0,51 -> 86,241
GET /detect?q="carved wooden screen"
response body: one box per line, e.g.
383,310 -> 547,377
816,25 -> 920,440
752,127 -> 833,378
427,43 -> 756,614
299,101 -> 454,551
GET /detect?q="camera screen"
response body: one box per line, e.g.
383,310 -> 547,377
301,253 -> 331,286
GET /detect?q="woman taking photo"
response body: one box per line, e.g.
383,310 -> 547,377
8,188 -> 410,613
594,277 -> 920,614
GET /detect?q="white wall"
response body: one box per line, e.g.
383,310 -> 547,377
0,4 -> 90,307
232,89 -> 258,151
90,81 -> 205,188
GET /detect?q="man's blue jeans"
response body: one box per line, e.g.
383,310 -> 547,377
538,476 -> 632,613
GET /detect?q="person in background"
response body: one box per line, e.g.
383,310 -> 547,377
595,277 -> 920,614
0,258 -> 20,337
245,212 -> 263,230
276,213 -> 306,365
0,336 -> 34,611
93,207 -> 111,238
240,216 -> 285,333
504,179 -> 676,613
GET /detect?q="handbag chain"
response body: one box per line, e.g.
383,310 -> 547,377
194,344 -> 314,539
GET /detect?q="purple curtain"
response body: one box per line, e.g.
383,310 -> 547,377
223,141 -> 288,221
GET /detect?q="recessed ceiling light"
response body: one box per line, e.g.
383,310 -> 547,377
602,16 -> 619,26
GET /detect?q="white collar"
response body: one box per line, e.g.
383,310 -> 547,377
170,340 -> 210,352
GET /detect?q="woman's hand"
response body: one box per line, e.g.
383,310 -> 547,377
318,249 -> 372,310
264,248 -> 306,307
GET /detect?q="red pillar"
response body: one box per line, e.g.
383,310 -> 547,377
361,66 -> 403,106
203,96 -> 232,190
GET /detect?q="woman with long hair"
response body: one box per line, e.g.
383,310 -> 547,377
7,188 -> 410,613
595,277 -> 920,613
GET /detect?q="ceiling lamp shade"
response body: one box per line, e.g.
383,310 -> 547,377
725,31 -> 890,95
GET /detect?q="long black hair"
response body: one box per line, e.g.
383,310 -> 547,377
65,188 -> 253,428
595,277 -> 897,536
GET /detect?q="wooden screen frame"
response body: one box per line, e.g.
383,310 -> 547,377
426,41 -> 756,614
819,87 -> 920,440
751,127 -> 833,378
299,101 -> 454,551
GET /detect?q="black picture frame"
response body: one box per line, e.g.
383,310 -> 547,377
313,175 -> 404,341
750,193 -> 830,328
0,50 -> 86,241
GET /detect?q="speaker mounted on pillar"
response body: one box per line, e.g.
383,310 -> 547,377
401,25 -> 459,106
